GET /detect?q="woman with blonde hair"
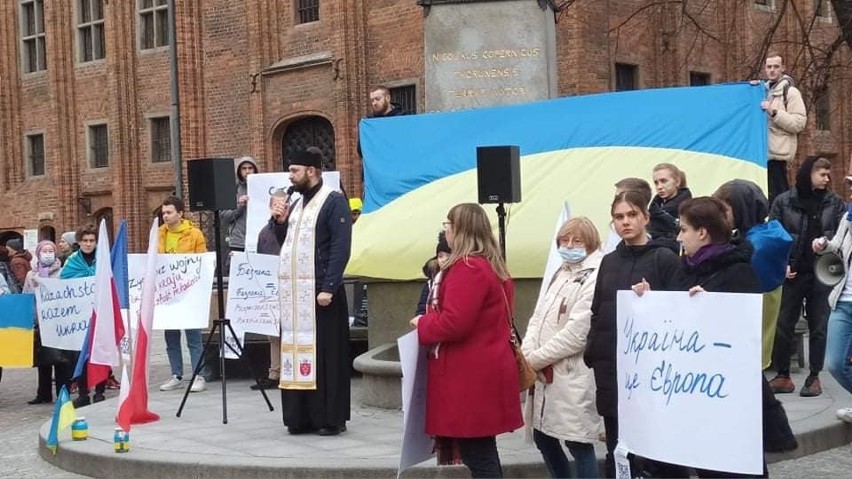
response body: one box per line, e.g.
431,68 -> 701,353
650,163 -> 692,239
411,203 -> 523,478
523,217 -> 603,478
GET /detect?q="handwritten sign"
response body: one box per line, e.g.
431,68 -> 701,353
223,252 -> 280,359
36,277 -> 97,351
244,171 -> 341,253
616,290 -> 762,475
397,330 -> 433,475
128,253 -> 216,330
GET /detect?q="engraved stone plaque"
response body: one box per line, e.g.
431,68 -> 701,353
423,0 -> 557,111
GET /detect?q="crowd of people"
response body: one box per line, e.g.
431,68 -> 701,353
404,53 -> 852,478
5,52 -> 852,478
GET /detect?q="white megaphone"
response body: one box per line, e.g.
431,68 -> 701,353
815,252 -> 846,287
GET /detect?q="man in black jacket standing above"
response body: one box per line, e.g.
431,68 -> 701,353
769,156 -> 845,397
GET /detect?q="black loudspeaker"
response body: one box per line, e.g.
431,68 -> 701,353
476,145 -> 521,204
187,158 -> 237,211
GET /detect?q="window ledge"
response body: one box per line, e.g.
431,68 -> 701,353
76,58 -> 107,68
139,46 -> 170,55
263,51 -> 334,76
21,70 -> 48,79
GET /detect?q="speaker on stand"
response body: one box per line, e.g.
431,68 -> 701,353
177,158 -> 274,424
476,146 -> 522,260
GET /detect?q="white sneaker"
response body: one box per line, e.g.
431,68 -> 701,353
190,376 -> 207,393
159,375 -> 182,391
836,407 -> 852,423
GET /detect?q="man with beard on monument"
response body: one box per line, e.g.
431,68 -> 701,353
273,148 -> 353,436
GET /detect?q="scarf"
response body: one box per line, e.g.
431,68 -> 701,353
37,260 -> 59,278
685,243 -> 735,268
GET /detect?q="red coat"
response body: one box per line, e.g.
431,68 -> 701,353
417,256 -> 523,438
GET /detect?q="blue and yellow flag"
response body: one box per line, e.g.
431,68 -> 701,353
354,83 -> 767,280
0,293 -> 36,367
45,386 -> 76,454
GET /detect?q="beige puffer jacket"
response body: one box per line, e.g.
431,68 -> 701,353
766,76 -> 807,162
521,250 -> 603,443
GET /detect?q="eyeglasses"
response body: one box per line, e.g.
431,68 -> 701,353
442,221 -> 452,229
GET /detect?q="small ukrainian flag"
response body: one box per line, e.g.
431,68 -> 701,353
45,386 -> 76,454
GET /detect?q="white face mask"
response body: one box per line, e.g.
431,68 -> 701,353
40,252 -> 56,266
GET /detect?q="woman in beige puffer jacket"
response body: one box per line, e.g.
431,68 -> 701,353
522,217 -> 603,478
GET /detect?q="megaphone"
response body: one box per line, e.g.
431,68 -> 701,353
815,252 -> 846,287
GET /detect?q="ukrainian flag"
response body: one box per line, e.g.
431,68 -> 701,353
45,386 -> 76,454
353,83 -> 767,280
0,293 -> 35,367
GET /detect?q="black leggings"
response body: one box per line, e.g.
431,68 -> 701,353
458,436 -> 503,478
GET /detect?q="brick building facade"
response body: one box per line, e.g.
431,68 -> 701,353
0,0 -> 850,250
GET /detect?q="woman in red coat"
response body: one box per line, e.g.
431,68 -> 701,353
410,203 -> 523,478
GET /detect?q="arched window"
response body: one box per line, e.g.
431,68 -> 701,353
281,116 -> 336,170
39,226 -> 56,243
93,207 -> 114,243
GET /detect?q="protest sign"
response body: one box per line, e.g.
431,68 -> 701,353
222,252 -> 280,359
0,294 -> 36,367
244,171 -> 341,253
128,253 -> 216,330
616,290 -> 762,474
23,229 -> 38,253
36,277 -> 96,351
397,330 -> 433,476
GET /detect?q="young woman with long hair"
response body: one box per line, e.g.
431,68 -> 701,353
410,203 -> 522,478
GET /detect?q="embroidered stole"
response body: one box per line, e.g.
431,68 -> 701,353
278,185 -> 333,390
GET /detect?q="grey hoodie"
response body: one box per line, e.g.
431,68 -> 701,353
221,156 -> 258,249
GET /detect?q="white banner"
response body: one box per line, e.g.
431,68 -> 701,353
35,277 -> 96,351
222,252 -> 280,359
616,290 -> 763,475
397,330 -> 433,475
244,171 -> 341,253
128,253 -> 216,330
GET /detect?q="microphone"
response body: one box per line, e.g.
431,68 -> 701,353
272,187 -> 295,222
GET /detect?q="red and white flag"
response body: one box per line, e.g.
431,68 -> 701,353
87,220 -> 125,388
116,218 -> 161,430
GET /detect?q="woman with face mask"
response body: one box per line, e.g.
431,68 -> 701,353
23,240 -> 72,405
521,217 -> 603,478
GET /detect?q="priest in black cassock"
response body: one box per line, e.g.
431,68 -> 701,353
273,148 -> 352,436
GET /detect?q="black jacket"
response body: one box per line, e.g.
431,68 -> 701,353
670,242 -> 758,293
668,241 -> 798,454
769,159 -> 844,271
583,239 -> 680,417
647,202 -> 679,242
651,188 -> 692,222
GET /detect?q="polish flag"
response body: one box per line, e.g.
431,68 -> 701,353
87,220 -> 125,388
116,218 -> 161,430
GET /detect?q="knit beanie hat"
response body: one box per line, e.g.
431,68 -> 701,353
6,238 -> 23,252
436,232 -> 451,256
61,231 -> 77,246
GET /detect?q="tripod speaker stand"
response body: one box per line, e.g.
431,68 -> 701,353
176,158 -> 275,424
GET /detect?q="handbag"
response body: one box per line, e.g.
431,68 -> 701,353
502,287 -> 536,391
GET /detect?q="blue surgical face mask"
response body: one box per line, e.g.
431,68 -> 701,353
558,247 -> 587,264
40,252 -> 56,266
